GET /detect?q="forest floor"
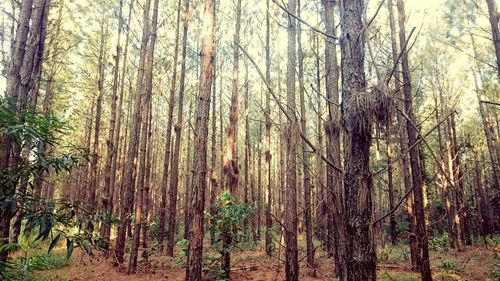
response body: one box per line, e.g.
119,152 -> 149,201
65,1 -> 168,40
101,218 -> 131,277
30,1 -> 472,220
29,237 -> 499,281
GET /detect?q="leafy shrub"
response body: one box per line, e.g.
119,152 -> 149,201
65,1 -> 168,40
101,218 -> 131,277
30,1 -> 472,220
429,233 -> 451,251
438,259 -> 465,274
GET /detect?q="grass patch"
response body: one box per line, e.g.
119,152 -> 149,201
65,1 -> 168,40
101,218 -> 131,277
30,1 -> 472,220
2,252 -> 68,281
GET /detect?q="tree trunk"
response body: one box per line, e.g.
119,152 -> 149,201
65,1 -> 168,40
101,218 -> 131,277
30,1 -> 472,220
158,0 -> 181,251
397,1 -> 432,279
485,0 -> 500,79
221,0 -> 242,274
296,0 -> 313,267
264,0 -> 273,257
100,0 -> 124,248
166,0 -> 191,257
114,0 -> 151,265
285,0 -> 299,279
388,0 -> 419,269
339,0 -> 376,280
88,22 -> 106,211
184,0 -> 215,279
128,0 -> 158,273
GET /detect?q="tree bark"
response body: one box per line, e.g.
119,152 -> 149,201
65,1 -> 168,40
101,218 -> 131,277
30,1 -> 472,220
114,0 -> 151,265
397,1 -> 432,279
339,0 -> 376,280
166,0 -> 190,257
285,0 -> 299,279
184,0 -> 215,279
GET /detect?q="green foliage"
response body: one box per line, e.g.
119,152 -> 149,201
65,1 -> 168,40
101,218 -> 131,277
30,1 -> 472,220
1,252 -> 68,281
438,259 -> 465,274
429,232 -> 451,252
378,245 -> 410,264
205,192 -> 252,280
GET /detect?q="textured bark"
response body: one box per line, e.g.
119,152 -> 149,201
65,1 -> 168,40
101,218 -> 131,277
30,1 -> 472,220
158,0 -> 181,251
397,1 -> 432,280
167,0 -> 191,257
339,0 -> 376,280
114,0 -> 151,265
285,0 -> 299,279
184,0 -> 215,279
0,1 -> 33,262
388,0 -> 418,269
11,0 -> 51,244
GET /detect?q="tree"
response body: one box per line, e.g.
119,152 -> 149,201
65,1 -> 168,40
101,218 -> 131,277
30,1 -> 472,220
184,0 -> 215,278
114,0 -> 151,264
338,0 -> 376,279
397,0 -> 432,279
284,0 -> 299,279
166,0 -> 191,257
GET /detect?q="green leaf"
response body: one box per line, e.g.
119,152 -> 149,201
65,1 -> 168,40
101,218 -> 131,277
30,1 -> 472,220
48,233 -> 61,253
66,238 -> 74,260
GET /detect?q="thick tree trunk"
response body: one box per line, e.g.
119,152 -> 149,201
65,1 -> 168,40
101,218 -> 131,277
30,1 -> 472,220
167,0 -> 191,257
339,0 -> 376,280
184,0 -> 215,279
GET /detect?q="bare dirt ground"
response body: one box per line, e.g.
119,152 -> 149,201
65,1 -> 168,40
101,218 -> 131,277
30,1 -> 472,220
35,244 -> 498,281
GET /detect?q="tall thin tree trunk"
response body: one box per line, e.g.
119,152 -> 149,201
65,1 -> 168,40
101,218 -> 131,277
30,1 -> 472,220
397,1 -> 432,279
285,0 -> 299,278
485,0 -> 500,79
264,0 -> 273,257
101,0 -> 124,247
297,0 -> 313,267
322,0 -> 343,273
128,0 -> 159,273
167,0 -> 191,257
158,0 -> 181,251
221,0 -> 242,274
184,0 -> 215,278
88,21 -> 106,210
114,0 -> 151,265
388,0 -> 418,269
